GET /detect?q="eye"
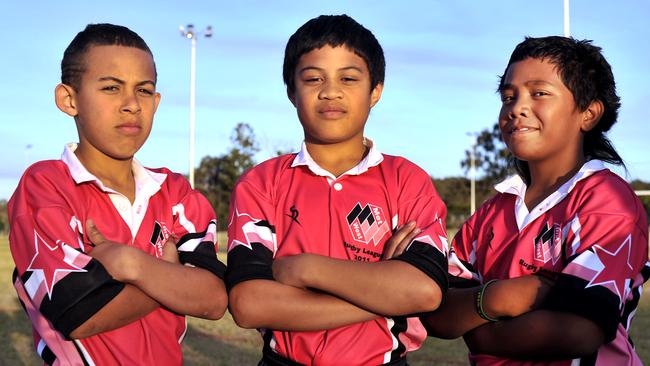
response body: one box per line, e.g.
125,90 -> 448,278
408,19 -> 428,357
101,85 -> 119,92
532,91 -> 550,97
500,94 -> 514,103
341,76 -> 358,83
138,88 -> 155,96
302,76 -> 322,84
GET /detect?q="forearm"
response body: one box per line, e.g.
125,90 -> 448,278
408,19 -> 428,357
229,279 -> 379,331
464,310 -> 604,360
70,284 -> 158,339
421,287 -> 487,339
297,256 -> 442,315
127,255 -> 227,320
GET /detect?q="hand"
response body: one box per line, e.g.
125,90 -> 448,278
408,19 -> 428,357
272,254 -> 316,288
382,221 -> 421,259
160,235 -> 179,264
86,219 -> 141,282
483,274 -> 555,319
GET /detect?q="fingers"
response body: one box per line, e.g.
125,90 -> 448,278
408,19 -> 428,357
86,219 -> 106,246
383,221 -> 421,259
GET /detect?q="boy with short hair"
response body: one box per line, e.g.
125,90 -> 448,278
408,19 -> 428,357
227,14 -> 448,365
8,23 -> 227,365
418,36 -> 649,365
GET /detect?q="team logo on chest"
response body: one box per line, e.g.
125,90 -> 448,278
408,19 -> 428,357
533,222 -> 563,265
150,221 -> 171,258
346,202 -> 390,246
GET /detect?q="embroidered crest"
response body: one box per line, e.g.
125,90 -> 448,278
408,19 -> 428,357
346,203 -> 390,246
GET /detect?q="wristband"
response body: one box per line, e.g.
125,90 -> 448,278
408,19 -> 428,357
475,279 -> 499,322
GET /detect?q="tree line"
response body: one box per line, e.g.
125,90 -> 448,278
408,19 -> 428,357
0,122 -> 648,234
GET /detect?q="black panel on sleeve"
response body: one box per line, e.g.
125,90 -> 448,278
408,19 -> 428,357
178,241 -> 226,279
225,243 -> 274,292
449,258 -> 480,289
38,259 -> 125,339
391,241 -> 449,295
542,273 -> 620,342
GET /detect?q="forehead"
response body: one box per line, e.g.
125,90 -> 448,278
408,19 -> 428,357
297,45 -> 368,72
81,45 -> 156,81
503,57 -> 563,85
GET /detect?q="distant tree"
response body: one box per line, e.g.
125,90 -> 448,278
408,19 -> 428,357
0,199 -> 8,234
461,123 -> 513,184
195,123 -> 260,230
630,179 -> 650,221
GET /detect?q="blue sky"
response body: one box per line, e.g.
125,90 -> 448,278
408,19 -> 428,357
1,1 -> 649,199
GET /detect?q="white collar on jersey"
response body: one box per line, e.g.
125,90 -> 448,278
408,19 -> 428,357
291,137 -> 384,180
61,143 -> 167,196
494,159 -> 607,230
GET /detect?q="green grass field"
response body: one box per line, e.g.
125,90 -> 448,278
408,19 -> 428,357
1,234 -> 647,365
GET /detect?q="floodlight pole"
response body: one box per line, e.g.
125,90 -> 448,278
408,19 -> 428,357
180,24 -> 212,188
466,132 -> 478,215
563,0 -> 570,37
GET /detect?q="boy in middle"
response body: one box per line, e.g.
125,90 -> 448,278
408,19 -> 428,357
226,15 -> 448,365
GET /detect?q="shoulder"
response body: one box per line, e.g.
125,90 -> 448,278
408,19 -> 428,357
379,154 -> 431,181
14,160 -> 73,195
575,170 -> 643,216
237,154 -> 296,187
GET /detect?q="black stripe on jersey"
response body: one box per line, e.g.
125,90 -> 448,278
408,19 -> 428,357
179,242 -> 226,279
392,241 -> 449,295
255,220 -> 276,233
543,273 -> 619,342
39,259 -> 124,339
72,341 -> 92,366
388,316 -> 408,361
449,259 -> 480,289
175,220 -> 218,247
225,243 -> 274,292
621,282 -> 640,333
641,262 -> 650,282
261,330 -> 305,366
346,203 -> 363,224
40,344 -> 56,365
577,350 -> 598,366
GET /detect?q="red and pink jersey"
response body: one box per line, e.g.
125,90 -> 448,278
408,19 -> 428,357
227,141 -> 448,366
448,160 -> 649,366
8,144 -> 224,366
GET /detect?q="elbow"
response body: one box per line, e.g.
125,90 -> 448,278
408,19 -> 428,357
203,293 -> 228,320
422,318 -> 464,340
228,285 -> 262,329
409,280 -> 443,314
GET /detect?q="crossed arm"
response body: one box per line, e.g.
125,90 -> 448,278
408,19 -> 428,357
229,221 -> 443,331
70,220 -> 227,338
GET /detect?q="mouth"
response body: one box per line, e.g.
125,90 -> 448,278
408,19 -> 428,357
116,123 -> 142,135
318,105 -> 347,119
508,125 -> 536,134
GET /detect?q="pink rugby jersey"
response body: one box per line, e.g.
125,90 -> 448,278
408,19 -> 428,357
448,160 -> 649,366
227,142 -> 449,366
8,145 -> 225,366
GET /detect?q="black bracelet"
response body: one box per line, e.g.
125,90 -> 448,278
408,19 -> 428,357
475,279 -> 499,322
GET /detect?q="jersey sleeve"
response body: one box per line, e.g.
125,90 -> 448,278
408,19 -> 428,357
225,178 -> 277,291
390,174 -> 449,294
171,178 -> 226,279
542,209 -> 649,342
447,214 -> 482,288
8,172 -> 123,339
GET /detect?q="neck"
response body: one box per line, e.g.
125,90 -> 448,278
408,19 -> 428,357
74,144 -> 136,203
525,153 -> 585,210
305,137 -> 368,177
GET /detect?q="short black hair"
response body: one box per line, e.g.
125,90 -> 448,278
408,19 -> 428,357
498,36 -> 623,182
61,23 -> 155,90
283,14 -> 385,95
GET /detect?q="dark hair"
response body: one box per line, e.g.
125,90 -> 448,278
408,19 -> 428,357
61,23 -> 155,90
283,14 -> 385,95
498,36 -> 623,183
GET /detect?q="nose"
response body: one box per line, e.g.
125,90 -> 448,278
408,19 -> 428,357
120,90 -> 141,114
507,96 -> 529,119
318,80 -> 343,100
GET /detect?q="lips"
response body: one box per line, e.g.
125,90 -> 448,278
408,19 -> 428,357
318,104 -> 346,119
116,122 -> 142,135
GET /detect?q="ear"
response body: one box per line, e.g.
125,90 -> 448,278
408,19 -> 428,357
55,83 -> 78,117
369,83 -> 384,108
580,99 -> 604,132
287,88 -> 297,107
153,92 -> 161,113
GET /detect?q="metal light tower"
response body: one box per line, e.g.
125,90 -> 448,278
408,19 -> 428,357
466,132 -> 479,215
180,24 -> 212,188
563,0 -> 570,37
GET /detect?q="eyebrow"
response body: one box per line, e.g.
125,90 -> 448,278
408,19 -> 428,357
298,66 -> 365,74
97,76 -> 156,87
499,80 -> 554,91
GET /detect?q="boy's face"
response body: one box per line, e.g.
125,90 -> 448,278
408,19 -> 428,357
57,45 -> 160,161
289,45 -> 382,145
498,57 -> 589,165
